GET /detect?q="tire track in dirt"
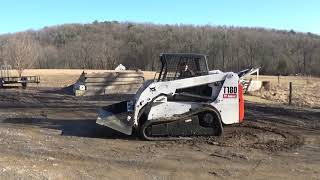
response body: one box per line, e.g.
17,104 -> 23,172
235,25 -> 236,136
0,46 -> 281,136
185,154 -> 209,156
140,121 -> 304,152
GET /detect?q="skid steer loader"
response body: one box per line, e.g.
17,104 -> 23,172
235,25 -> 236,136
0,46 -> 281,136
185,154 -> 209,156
97,53 -> 245,140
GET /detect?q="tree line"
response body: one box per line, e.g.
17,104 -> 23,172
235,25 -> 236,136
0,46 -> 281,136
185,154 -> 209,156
0,21 -> 319,76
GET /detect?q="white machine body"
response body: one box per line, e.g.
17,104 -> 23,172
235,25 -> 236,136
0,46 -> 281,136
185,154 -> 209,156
132,72 -> 241,128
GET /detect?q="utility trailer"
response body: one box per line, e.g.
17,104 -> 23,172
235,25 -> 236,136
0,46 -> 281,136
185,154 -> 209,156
0,65 -> 40,88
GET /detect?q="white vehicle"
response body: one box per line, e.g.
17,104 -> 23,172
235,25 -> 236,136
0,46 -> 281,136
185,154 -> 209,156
97,53 -> 245,140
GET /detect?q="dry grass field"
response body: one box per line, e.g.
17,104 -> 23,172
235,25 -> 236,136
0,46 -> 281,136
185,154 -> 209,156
17,69 -> 319,108
17,69 -> 156,87
246,75 -> 320,108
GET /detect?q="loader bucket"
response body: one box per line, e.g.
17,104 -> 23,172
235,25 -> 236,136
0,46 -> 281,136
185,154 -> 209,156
96,101 -> 133,135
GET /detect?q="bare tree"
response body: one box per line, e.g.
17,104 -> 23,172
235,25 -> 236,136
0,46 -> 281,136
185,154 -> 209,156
3,33 -> 40,76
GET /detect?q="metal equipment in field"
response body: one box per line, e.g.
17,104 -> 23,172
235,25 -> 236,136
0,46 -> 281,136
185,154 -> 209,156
0,65 -> 40,88
97,53 -> 245,140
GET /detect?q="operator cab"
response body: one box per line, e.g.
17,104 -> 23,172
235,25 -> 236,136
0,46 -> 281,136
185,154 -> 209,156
157,53 -> 209,82
157,53 -> 213,101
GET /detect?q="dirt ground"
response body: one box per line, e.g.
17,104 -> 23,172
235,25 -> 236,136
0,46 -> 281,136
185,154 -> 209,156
0,85 -> 319,180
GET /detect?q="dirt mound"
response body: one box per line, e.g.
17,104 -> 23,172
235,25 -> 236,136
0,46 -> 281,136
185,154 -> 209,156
145,121 -> 303,152
211,122 -> 304,152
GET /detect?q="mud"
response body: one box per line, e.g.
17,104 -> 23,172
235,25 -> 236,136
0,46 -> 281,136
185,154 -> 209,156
140,121 -> 304,153
0,87 -> 319,179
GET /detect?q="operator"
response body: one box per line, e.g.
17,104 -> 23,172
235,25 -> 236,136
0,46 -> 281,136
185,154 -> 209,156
178,62 -> 195,79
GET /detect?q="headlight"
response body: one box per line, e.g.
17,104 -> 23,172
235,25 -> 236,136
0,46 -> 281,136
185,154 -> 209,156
127,101 -> 134,112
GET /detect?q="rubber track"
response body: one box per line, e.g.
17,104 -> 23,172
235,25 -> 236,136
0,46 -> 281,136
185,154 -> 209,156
140,107 -> 222,141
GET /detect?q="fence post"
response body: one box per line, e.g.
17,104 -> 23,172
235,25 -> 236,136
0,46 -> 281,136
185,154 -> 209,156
289,82 -> 292,105
278,75 -> 280,84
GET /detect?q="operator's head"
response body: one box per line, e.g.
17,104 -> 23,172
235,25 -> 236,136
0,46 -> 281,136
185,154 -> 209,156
180,62 -> 188,71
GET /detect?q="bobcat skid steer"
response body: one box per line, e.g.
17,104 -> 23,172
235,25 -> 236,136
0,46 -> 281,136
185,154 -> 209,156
97,53 -> 245,140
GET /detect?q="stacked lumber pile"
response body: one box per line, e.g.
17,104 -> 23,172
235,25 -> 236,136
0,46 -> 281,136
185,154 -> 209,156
74,71 -> 144,96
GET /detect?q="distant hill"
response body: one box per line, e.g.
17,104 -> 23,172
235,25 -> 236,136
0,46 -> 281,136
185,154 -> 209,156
0,21 -> 319,76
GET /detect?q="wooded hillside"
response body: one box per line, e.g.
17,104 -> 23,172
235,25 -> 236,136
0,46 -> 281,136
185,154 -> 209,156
0,21 -> 319,76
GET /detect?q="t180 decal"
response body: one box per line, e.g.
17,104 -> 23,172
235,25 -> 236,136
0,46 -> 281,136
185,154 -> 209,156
223,86 -> 238,98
